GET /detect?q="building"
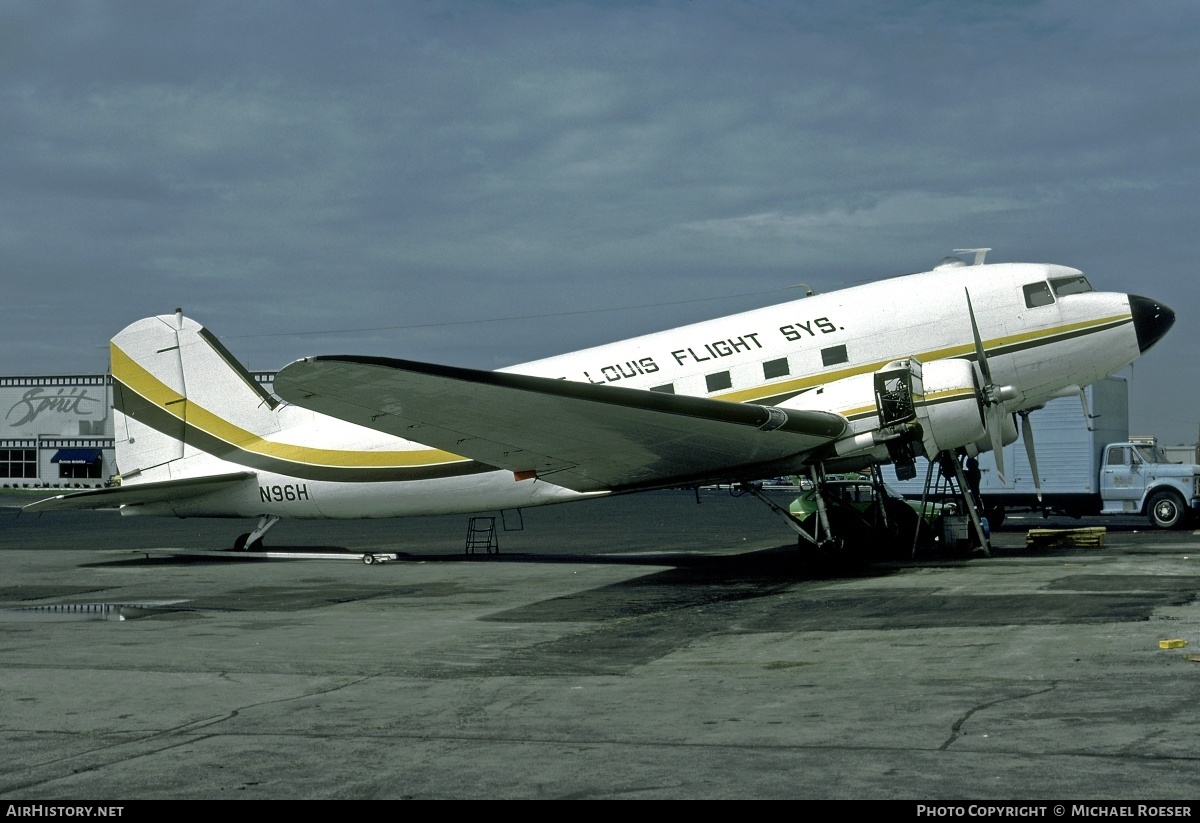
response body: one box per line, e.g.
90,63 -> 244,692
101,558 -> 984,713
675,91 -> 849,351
1,371 -> 274,490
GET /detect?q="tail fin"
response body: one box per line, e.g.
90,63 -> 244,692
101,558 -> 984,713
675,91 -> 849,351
112,310 -> 281,483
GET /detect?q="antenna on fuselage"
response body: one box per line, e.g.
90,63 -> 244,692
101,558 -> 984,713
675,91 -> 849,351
953,248 -> 992,265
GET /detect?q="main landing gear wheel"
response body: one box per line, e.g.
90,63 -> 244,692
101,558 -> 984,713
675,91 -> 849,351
983,505 -> 1005,529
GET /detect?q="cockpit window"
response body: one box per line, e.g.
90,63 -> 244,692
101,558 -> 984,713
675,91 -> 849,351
1050,275 -> 1094,296
1023,282 -> 1054,308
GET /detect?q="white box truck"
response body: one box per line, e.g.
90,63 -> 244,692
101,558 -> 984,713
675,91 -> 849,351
882,377 -> 1200,529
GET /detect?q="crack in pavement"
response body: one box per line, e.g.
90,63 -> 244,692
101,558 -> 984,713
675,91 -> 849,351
939,682 -> 1060,751
0,675 -> 375,796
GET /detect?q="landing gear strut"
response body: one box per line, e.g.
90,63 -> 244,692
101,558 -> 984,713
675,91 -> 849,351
741,465 -> 842,554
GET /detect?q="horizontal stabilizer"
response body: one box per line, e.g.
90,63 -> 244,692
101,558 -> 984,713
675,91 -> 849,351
275,356 -> 847,492
23,472 -> 255,513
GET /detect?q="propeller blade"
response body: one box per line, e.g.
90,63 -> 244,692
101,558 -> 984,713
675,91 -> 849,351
968,287 -> 1012,485
965,288 -> 993,385
1020,411 -> 1042,502
987,406 -> 1007,485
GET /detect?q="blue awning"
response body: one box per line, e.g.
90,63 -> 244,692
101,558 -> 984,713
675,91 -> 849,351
51,448 -> 103,465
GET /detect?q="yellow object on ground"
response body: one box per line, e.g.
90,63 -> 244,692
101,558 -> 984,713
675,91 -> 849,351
1025,527 -> 1106,548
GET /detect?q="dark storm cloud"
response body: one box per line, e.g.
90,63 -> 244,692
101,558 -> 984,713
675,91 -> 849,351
2,1 -> 1197,442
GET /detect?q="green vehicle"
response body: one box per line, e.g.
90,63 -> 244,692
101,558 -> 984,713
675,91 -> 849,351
789,478 -> 946,556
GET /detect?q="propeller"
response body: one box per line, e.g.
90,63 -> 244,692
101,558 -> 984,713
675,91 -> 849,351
964,289 -> 1018,483
1018,410 -> 1043,502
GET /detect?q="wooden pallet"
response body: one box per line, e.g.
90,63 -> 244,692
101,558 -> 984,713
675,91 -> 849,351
1025,527 -> 1106,548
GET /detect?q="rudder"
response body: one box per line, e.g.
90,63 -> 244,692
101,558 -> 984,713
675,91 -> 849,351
111,310 -> 281,483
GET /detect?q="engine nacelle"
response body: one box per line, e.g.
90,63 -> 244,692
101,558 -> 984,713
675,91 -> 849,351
915,358 -> 988,455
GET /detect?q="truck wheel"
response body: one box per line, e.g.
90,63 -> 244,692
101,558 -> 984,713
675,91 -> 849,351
1147,490 -> 1186,530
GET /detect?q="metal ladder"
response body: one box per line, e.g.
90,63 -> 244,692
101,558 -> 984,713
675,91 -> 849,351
465,516 -> 499,555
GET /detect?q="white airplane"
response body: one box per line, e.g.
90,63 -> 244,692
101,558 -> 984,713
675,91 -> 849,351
26,253 -> 1175,553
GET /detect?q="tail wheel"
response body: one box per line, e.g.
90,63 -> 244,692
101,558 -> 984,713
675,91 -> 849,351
233,533 -> 264,551
1147,490 -> 1186,530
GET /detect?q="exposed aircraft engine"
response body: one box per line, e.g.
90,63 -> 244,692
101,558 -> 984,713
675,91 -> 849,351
782,357 -> 996,477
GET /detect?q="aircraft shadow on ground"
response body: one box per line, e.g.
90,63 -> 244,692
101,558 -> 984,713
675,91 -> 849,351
58,539 -> 1200,632
80,541 -> 912,582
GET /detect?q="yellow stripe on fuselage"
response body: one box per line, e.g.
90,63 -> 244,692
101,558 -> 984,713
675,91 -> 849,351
717,311 -> 1130,404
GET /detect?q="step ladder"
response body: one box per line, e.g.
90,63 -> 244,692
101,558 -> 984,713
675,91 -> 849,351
465,516 -> 499,555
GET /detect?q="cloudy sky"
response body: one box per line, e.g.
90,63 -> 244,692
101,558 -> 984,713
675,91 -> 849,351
3,1 -> 1197,445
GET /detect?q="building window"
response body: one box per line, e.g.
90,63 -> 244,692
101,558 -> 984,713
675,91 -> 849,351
763,358 -> 789,380
650,384 -> 675,394
821,345 -> 848,367
705,371 -> 732,392
0,449 -> 36,479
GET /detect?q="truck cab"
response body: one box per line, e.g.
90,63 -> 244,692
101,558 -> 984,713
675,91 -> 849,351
1099,437 -> 1200,528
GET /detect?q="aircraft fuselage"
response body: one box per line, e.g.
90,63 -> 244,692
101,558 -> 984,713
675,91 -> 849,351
114,261 -> 1167,520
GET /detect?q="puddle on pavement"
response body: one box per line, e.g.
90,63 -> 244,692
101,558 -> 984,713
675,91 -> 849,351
0,600 -> 191,622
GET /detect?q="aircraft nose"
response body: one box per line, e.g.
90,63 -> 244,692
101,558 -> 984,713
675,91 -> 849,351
1129,295 -> 1175,353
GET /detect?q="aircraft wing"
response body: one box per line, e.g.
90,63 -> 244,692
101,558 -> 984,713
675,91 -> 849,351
23,472 -> 255,513
274,356 -> 847,493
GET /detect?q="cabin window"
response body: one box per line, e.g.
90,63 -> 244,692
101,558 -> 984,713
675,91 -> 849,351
1050,275 -> 1094,296
763,357 -> 789,380
1023,282 -> 1055,308
705,371 -> 732,392
650,383 -> 675,394
1106,445 -> 1128,466
821,345 -> 848,367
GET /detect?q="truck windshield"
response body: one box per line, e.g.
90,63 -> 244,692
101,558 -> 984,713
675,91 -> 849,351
1133,445 -> 1170,464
